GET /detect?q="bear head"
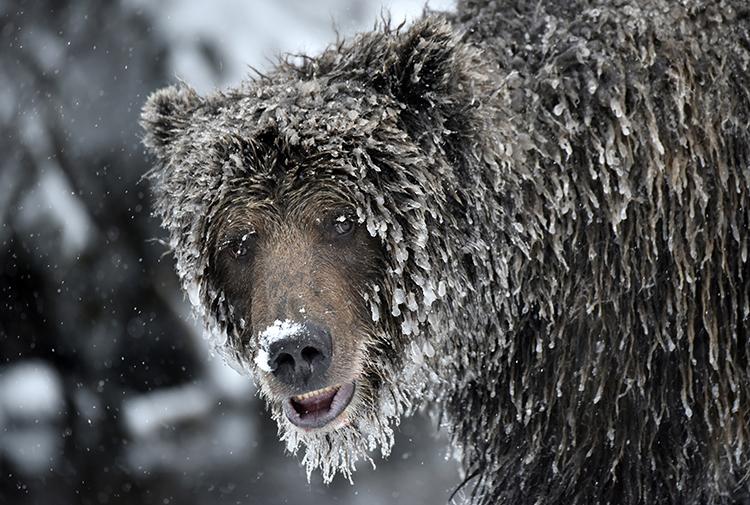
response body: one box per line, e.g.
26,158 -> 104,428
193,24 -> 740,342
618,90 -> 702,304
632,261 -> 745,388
141,16 -> 505,481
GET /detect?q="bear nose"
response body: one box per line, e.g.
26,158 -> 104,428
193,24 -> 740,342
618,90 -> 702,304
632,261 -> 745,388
267,322 -> 332,390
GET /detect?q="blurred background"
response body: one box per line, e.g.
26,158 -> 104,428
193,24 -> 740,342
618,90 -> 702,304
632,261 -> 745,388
0,1 -> 464,504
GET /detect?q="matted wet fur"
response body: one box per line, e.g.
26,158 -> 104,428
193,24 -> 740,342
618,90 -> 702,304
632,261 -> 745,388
141,0 -> 750,503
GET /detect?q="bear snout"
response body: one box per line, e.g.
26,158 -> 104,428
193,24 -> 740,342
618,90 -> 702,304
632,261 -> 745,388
255,319 -> 359,431
265,321 -> 333,391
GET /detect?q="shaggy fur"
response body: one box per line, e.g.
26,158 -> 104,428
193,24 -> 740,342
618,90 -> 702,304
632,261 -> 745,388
141,0 -> 750,503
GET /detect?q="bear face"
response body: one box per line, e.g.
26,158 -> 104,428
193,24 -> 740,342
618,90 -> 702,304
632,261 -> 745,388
209,186 -> 383,433
141,17 -> 500,480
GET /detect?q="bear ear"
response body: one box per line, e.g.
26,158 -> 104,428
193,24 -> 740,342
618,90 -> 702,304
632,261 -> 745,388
140,84 -> 201,159
389,17 -> 464,105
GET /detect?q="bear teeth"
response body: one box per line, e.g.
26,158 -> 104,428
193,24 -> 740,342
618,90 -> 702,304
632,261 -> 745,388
293,385 -> 339,401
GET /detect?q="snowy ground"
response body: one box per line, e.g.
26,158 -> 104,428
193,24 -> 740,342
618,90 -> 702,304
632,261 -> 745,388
0,1 -> 464,504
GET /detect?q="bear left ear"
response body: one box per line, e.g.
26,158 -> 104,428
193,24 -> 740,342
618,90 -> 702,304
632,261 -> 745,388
388,17 -> 465,105
140,84 -> 202,160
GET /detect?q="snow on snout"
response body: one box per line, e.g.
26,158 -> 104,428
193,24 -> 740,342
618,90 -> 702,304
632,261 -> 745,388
254,319 -> 304,373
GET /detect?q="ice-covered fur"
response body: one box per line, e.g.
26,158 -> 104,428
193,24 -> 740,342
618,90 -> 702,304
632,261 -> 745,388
142,1 -> 750,503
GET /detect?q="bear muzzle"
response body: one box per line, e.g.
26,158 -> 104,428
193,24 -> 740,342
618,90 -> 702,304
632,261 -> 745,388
255,319 -> 358,430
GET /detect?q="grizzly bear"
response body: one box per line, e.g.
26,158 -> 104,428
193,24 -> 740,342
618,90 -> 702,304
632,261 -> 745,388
141,0 -> 750,503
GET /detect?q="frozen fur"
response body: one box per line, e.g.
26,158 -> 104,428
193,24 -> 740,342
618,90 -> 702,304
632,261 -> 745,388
142,1 -> 750,503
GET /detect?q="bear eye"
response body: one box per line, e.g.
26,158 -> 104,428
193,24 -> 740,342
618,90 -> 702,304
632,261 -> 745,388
331,214 -> 355,237
223,231 -> 257,260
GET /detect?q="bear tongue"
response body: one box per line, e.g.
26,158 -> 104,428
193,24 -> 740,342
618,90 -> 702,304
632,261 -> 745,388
291,387 -> 338,416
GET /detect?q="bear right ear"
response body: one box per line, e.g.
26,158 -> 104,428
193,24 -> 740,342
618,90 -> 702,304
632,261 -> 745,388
140,84 -> 201,159
387,17 -> 466,107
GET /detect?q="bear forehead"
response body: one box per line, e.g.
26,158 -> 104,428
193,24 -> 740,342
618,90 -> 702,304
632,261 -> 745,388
199,76 -> 397,147
172,76 -> 414,194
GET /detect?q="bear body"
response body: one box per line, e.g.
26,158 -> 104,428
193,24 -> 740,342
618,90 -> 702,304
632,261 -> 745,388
142,1 -> 750,504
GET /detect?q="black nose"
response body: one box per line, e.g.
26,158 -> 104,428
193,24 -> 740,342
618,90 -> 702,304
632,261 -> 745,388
267,322 -> 332,390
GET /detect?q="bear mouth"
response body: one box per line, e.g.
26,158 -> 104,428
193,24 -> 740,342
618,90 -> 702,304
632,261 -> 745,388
283,382 -> 356,430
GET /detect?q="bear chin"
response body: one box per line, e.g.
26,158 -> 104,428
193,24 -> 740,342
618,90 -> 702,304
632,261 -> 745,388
272,390 -> 389,483
268,356 -> 433,483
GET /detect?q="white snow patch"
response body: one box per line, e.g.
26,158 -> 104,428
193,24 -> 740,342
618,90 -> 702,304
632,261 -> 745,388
254,319 -> 304,371
186,279 -> 202,308
259,319 -> 303,346
255,347 -> 273,373
123,385 -> 214,438
125,412 -> 256,473
0,362 -> 65,473
0,361 -> 64,419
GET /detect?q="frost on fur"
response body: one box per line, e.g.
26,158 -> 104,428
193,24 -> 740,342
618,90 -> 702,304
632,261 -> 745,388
142,1 -> 750,504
